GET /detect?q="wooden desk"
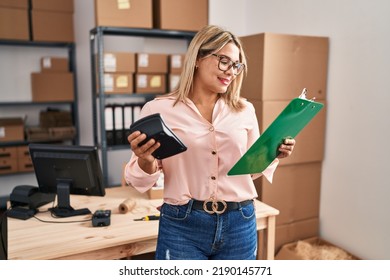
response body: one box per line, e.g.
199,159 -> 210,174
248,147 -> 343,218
8,187 -> 279,260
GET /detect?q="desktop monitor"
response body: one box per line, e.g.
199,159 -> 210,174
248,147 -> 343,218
29,143 -> 106,218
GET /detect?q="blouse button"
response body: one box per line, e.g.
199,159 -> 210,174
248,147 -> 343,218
209,126 -> 214,132
211,176 -> 216,180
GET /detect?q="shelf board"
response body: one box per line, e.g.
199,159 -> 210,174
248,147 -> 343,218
0,140 -> 27,147
0,39 -> 74,48
90,26 -> 196,40
95,93 -> 158,99
0,101 -> 74,107
0,139 -> 74,148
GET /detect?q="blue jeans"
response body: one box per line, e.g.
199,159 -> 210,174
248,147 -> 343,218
155,200 -> 257,260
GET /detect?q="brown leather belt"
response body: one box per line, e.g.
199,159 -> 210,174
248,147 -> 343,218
191,199 -> 253,214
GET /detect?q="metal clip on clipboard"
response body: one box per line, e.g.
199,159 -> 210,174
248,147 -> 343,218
227,89 -> 324,176
299,88 -> 317,102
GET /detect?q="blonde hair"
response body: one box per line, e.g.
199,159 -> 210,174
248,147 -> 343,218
171,25 -> 247,111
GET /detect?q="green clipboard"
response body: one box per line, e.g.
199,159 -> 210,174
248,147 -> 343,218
228,93 -> 324,176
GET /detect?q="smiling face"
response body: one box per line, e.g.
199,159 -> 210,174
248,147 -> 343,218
193,42 -> 241,96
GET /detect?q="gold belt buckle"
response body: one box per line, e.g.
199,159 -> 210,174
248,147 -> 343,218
203,198 -> 227,214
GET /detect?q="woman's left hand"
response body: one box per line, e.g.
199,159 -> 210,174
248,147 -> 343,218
277,138 -> 296,159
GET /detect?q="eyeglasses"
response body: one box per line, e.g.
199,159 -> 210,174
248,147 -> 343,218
212,54 -> 245,75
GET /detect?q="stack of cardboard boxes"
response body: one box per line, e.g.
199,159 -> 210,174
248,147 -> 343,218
25,107 -> 76,142
94,0 -> 208,94
0,145 -> 33,175
31,0 -> 74,42
100,52 -> 136,94
99,52 -> 185,95
1,1 -> 76,172
135,53 -> 168,93
0,119 -> 33,174
239,33 -> 329,256
39,109 -> 75,141
153,0 -> 208,31
0,0 -> 74,42
0,0 -> 29,40
31,56 -> 74,102
29,55 -> 76,142
94,0 -> 208,32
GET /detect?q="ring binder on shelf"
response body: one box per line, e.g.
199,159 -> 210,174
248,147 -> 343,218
104,105 -> 115,146
114,104 -> 124,145
228,89 -> 324,176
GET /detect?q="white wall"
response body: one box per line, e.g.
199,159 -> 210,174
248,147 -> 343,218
1,0 -> 389,259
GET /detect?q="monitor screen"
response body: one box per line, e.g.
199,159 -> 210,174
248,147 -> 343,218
29,143 -> 106,218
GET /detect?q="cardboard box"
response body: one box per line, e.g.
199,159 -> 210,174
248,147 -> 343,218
153,0 -> 208,31
0,146 -> 17,159
31,72 -> 74,102
275,236 -> 359,260
16,145 -> 29,158
95,0 -> 153,29
147,173 -> 164,199
136,53 -> 168,74
102,52 -> 136,73
240,33 -> 329,101
0,118 -> 24,142
26,126 -> 76,143
147,187 -> 164,199
17,146 -> 33,172
31,0 -> 74,12
274,217 -> 319,255
0,157 -> 18,174
48,126 -> 76,140
250,99 -> 326,165
41,57 -> 69,72
40,110 -> 73,128
255,162 -> 322,225
0,0 -> 28,8
101,73 -> 134,94
135,74 -> 166,93
169,54 -> 185,74
0,7 -> 29,40
17,156 -> 33,172
25,126 -> 50,141
31,10 -> 74,42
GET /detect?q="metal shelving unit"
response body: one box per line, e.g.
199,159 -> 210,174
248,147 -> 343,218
90,27 -> 195,186
0,39 -> 80,148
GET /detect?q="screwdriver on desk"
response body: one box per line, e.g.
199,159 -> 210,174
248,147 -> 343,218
134,215 -> 160,221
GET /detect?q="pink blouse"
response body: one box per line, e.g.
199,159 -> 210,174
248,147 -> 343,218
124,95 -> 278,205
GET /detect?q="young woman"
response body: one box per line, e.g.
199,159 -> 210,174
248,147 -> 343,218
124,25 -> 295,260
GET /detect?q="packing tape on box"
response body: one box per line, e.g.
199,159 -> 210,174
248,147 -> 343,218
118,199 -> 136,214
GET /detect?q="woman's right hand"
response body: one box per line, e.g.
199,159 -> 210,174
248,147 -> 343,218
128,131 -> 161,174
